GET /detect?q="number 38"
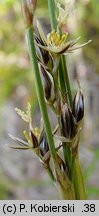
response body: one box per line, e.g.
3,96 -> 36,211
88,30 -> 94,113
84,204 -> 95,212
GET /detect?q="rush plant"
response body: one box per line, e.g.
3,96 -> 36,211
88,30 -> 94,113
9,0 -> 91,199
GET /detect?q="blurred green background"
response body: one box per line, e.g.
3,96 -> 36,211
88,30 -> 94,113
0,0 -> 99,199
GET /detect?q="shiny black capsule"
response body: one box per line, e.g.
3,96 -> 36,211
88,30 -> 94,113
72,90 -> 84,122
39,129 -> 49,157
60,104 -> 76,139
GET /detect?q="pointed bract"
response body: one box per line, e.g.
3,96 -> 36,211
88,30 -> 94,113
30,130 -> 38,148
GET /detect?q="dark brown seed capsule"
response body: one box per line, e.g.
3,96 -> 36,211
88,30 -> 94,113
60,104 -> 76,139
72,90 -> 84,122
39,129 -> 49,157
30,130 -> 38,148
39,63 -> 55,104
34,35 -> 53,70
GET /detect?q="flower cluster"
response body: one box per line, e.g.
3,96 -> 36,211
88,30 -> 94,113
9,103 -> 50,165
9,103 -> 65,171
35,21 -> 91,56
34,20 -> 90,111
60,83 -> 84,153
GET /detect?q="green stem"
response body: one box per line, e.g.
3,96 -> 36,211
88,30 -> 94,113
47,0 -> 85,200
47,0 -> 70,171
62,56 -> 73,107
58,184 -> 75,200
58,57 -> 66,96
47,0 -> 73,192
27,26 -> 57,162
47,0 -> 57,30
58,26 -> 73,107
47,0 -> 72,107
72,155 -> 86,199
63,143 -> 71,174
45,165 -> 55,182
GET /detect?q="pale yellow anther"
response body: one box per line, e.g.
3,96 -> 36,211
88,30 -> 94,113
47,31 -> 68,48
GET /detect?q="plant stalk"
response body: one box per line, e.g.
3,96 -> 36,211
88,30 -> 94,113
72,155 -> 86,199
62,55 -> 73,107
47,0 -> 86,200
26,26 -> 57,162
47,0 -> 57,30
58,184 -> 75,200
47,0 -> 76,199
47,0 -> 72,179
